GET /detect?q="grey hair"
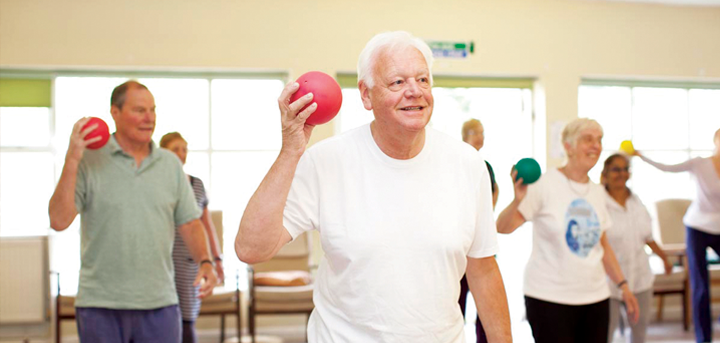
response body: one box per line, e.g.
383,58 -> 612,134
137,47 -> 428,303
562,118 -> 603,147
356,31 -> 434,89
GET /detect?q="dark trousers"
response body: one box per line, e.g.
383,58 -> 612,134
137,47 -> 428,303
525,296 -> 609,343
76,305 -> 181,343
686,226 -> 720,343
459,275 -> 488,343
182,320 -> 197,343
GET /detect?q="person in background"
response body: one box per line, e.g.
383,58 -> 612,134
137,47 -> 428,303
634,128 -> 720,343
48,81 -> 217,343
160,132 -> 225,343
601,153 -> 673,343
496,118 -> 639,343
459,118 -> 500,343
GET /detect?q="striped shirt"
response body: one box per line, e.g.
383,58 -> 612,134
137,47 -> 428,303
173,175 -> 209,321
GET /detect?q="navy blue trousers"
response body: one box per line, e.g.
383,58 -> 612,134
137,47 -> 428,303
76,305 -> 181,343
686,226 -> 720,343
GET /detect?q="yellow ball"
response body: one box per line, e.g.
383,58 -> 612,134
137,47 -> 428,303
620,140 -> 635,155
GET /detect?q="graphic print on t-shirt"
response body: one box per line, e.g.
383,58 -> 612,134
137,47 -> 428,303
564,198 -> 601,258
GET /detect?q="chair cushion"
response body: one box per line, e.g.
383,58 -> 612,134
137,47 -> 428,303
254,284 -> 314,313
654,270 -> 686,287
254,270 -> 311,287
199,287 -> 239,313
255,284 -> 314,301
57,295 -> 76,317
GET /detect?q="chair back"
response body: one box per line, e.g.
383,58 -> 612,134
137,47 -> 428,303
210,210 -> 223,252
252,233 -> 311,273
655,199 -> 692,245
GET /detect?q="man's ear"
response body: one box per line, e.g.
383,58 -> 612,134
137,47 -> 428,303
110,105 -> 120,121
359,81 -> 373,111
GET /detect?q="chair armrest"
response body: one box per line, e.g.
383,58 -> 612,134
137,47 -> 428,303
662,244 -> 687,257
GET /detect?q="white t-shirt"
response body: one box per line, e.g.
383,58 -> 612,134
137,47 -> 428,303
640,156 -> 720,234
604,192 -> 654,299
283,124 -> 499,343
518,168 -> 612,305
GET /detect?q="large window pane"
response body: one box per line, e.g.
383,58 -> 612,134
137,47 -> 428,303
579,86 -> 632,151
183,152 -> 210,189
139,78 -> 210,149
631,151 -> 693,206
0,107 -> 51,147
336,88 -> 372,134
0,152 -> 54,236
632,88 -> 689,150
210,151 -> 279,290
211,79 -> 284,150
49,227 -> 81,294
689,89 -> 720,150
54,77 -> 126,151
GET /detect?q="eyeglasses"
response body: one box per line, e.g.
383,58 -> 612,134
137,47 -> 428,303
609,166 -> 630,173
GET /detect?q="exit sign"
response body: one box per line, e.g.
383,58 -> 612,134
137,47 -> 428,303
426,41 -> 475,59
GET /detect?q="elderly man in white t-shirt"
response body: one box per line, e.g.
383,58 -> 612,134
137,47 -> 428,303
235,31 -> 512,343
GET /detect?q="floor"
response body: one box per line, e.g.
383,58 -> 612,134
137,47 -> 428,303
234,318 -> 720,343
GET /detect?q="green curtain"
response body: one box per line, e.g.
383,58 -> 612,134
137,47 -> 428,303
0,79 -> 52,107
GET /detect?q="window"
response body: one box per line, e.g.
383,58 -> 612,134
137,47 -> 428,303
1,73 -> 285,294
579,82 -> 720,215
0,107 -> 54,237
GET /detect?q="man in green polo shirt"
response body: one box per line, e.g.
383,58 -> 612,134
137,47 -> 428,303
49,81 -> 217,343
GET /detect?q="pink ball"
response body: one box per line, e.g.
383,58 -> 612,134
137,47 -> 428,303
82,117 -> 110,150
289,71 -> 343,125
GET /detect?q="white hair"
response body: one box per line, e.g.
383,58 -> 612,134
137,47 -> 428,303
356,31 -> 434,89
562,118 -> 603,147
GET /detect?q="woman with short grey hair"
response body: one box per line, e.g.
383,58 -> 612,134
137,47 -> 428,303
497,118 -> 639,343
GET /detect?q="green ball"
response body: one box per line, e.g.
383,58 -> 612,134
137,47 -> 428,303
515,158 -> 541,184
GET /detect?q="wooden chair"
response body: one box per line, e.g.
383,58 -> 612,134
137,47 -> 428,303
247,232 -> 314,343
198,210 -> 242,343
653,199 -> 691,331
54,272 -> 76,343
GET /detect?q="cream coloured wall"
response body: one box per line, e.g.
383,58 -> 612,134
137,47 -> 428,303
1,0 -> 719,165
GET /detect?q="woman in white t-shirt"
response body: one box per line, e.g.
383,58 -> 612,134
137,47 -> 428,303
634,128 -> 720,343
601,153 -> 673,343
496,118 -> 639,343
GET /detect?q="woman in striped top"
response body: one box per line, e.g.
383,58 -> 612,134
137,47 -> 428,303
161,132 -> 225,343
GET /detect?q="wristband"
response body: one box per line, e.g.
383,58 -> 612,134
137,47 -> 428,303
200,259 -> 214,267
214,255 -> 223,262
617,279 -> 628,289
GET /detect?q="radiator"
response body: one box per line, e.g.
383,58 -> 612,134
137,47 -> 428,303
0,236 -> 49,324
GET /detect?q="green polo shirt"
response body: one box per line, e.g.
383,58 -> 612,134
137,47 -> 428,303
74,134 -> 201,309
